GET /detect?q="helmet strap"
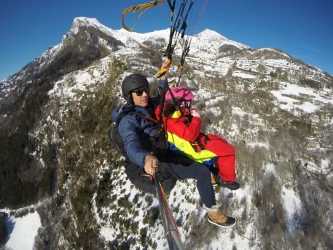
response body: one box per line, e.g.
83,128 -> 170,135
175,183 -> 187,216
126,94 -> 134,104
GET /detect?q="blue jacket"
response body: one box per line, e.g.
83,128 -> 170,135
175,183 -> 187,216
111,79 -> 169,167
111,96 -> 161,167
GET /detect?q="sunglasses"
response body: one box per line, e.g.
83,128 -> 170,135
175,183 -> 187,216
133,87 -> 150,96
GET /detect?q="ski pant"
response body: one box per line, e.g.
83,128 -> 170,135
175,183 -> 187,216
125,155 -> 216,208
167,156 -> 216,208
197,134 -> 236,182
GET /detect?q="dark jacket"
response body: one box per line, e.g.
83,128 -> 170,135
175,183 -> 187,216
111,96 -> 161,167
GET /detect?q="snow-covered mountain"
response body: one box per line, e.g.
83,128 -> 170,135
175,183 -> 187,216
1,17 -> 333,250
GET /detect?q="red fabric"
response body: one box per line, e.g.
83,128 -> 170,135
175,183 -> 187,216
164,117 -> 201,142
155,106 -> 201,142
197,134 -> 236,182
155,106 -> 236,182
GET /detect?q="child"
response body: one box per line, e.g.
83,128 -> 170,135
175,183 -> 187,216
156,86 -> 240,190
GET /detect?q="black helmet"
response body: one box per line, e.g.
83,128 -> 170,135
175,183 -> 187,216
121,74 -> 149,103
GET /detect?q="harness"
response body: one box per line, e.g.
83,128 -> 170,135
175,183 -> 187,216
191,132 -> 210,151
107,109 -> 177,194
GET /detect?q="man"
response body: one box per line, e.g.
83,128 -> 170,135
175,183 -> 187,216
111,68 -> 236,228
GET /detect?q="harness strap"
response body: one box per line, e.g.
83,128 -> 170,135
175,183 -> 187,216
117,110 -> 168,149
191,133 -> 210,151
116,110 -> 158,126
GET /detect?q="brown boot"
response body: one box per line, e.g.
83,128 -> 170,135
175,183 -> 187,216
205,205 -> 236,228
211,175 -> 218,186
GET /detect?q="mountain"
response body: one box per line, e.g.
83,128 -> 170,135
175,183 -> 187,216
1,17 -> 333,250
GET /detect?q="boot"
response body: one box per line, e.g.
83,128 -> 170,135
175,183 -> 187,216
204,204 -> 236,228
219,180 -> 240,190
211,174 -> 219,186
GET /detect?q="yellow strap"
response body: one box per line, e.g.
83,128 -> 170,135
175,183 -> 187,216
156,40 -> 177,78
155,67 -> 168,78
155,58 -> 171,78
122,1 -> 164,32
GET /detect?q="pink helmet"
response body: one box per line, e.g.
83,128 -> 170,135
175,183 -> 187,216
165,86 -> 195,101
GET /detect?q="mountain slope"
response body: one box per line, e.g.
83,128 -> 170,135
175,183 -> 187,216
1,17 -> 333,250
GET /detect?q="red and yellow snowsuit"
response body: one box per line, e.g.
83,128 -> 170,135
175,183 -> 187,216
156,107 -> 236,182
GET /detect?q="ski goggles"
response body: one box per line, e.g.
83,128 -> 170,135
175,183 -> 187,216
177,98 -> 192,109
133,87 -> 150,96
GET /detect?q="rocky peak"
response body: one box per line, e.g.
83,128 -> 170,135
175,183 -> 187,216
71,17 -> 103,29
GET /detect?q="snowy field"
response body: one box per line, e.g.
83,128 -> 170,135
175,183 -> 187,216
1,210 -> 41,250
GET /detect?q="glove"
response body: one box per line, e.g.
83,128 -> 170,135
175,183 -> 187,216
191,108 -> 200,118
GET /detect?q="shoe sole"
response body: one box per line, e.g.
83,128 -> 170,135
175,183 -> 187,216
207,215 -> 236,228
222,186 -> 239,190
220,182 -> 240,190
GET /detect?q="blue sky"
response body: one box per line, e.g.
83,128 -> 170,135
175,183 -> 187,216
1,0 -> 332,80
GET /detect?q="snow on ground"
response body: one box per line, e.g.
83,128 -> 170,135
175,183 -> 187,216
321,158 -> 331,169
232,106 -> 248,117
195,86 -> 214,100
1,210 -> 41,250
233,71 -> 257,79
281,186 -> 302,232
264,163 -> 277,175
209,106 -> 222,116
48,57 -> 111,100
247,141 -> 270,150
227,123 -> 240,138
264,59 -> 292,69
270,82 -> 333,113
207,185 -> 254,249
204,95 -> 224,107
